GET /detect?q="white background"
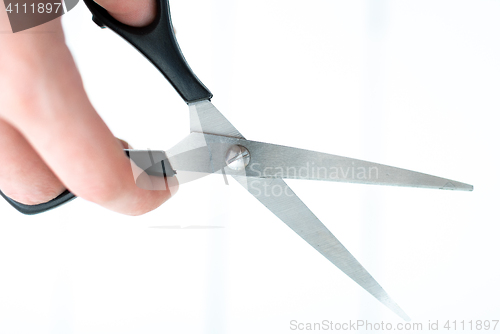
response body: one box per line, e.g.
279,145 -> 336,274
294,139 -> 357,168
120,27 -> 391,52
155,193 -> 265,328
0,0 -> 499,333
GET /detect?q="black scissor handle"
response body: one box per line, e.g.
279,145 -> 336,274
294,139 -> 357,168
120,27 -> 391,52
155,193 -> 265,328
0,189 -> 76,215
83,0 -> 212,103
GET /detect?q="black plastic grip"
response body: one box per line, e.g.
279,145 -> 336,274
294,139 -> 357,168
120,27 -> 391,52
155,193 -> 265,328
0,189 -> 76,215
83,0 -> 212,103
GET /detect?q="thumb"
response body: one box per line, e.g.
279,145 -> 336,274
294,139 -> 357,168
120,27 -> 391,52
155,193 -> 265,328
93,0 -> 156,27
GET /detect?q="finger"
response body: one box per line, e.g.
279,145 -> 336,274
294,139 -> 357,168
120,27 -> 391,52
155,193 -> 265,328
94,0 -> 157,27
117,138 -> 131,150
0,118 -> 65,205
0,19 -> 177,216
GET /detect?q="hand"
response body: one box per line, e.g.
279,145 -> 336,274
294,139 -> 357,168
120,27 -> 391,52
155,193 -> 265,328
0,0 -> 178,216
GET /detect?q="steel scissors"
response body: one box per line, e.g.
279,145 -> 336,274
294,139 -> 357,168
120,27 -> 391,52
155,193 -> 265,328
0,0 -> 473,320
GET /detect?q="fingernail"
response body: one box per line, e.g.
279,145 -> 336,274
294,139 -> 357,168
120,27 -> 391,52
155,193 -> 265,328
117,138 -> 133,149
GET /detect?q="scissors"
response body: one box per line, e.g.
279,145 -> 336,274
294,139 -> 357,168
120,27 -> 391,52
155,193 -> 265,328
0,0 -> 473,320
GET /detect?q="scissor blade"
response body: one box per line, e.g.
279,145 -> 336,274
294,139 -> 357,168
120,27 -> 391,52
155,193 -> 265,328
237,139 -> 473,191
189,100 -> 244,139
167,133 -> 473,191
184,101 -> 410,319
232,175 -> 410,321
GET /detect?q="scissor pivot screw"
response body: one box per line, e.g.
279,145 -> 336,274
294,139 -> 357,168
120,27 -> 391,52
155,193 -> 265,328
225,145 -> 250,171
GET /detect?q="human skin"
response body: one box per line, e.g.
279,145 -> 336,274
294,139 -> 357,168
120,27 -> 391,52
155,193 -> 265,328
0,0 -> 178,216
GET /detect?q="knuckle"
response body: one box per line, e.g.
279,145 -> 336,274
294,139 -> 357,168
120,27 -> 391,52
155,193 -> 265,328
0,72 -> 51,124
0,46 -> 80,123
